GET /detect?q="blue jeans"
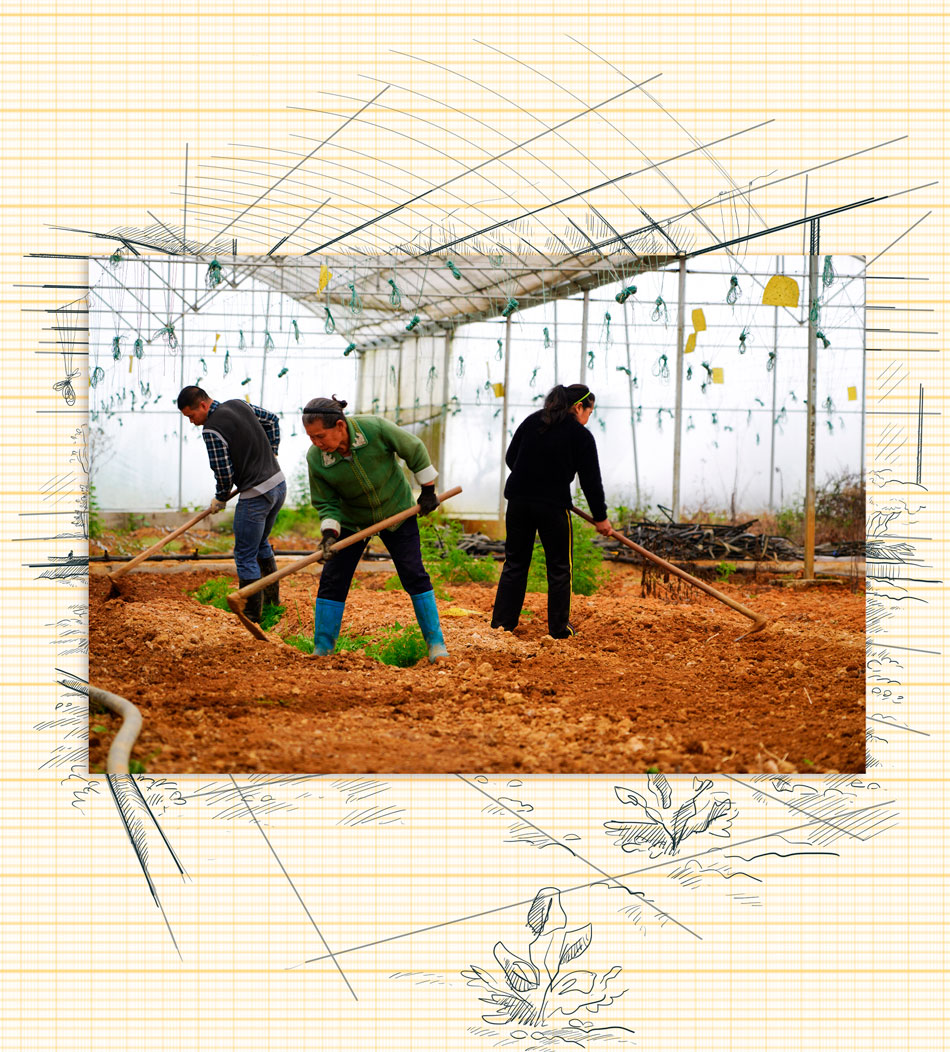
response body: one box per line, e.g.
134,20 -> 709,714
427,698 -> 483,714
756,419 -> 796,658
232,481 -> 286,580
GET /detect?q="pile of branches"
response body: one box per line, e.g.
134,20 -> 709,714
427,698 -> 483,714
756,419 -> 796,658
601,520 -> 805,563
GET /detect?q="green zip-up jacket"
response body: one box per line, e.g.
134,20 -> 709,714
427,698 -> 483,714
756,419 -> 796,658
307,415 -> 438,534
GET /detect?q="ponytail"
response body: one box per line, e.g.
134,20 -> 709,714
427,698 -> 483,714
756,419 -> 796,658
539,384 -> 595,430
302,394 -> 348,428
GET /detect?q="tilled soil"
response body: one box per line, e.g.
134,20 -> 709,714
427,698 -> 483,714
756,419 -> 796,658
88,563 -> 865,774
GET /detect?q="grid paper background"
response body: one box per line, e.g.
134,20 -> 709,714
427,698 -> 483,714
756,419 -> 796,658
0,3 -> 946,1049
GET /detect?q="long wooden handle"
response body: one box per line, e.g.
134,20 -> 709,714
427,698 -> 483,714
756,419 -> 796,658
571,505 -> 766,627
108,491 -> 237,579
226,486 -> 463,641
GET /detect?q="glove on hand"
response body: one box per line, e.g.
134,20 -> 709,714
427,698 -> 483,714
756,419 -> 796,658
320,529 -> 338,560
209,496 -> 227,513
418,486 -> 440,516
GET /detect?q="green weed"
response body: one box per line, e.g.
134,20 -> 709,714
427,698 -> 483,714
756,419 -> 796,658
91,724 -> 108,734
365,621 -> 428,667
260,601 -> 286,631
716,561 -> 738,582
284,633 -> 315,655
188,576 -> 234,612
419,516 -> 498,586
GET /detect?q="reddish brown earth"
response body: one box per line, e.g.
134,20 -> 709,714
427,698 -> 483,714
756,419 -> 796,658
88,562 -> 865,775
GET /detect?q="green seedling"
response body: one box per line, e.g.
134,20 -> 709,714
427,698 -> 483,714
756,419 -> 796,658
188,576 -> 235,612
716,561 -> 738,583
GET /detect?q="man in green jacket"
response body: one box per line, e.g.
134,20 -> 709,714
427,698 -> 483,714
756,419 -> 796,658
302,395 -> 447,662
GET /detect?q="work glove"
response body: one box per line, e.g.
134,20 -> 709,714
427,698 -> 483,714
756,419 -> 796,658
320,529 -> 338,561
209,496 -> 227,513
418,485 -> 440,516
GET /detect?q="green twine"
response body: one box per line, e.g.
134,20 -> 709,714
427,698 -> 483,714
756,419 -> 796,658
739,327 -> 750,353
616,365 -> 631,377
543,326 -> 551,349
54,371 -> 79,405
826,420 -> 834,434
292,320 -> 300,343
767,350 -> 776,372
587,349 -> 595,369
604,311 -> 611,344
615,284 -> 637,304
501,297 -> 518,319
816,330 -> 831,349
371,397 -> 380,413
809,298 -> 820,326
344,343 -> 356,356
111,336 -> 122,360
651,296 -> 668,325
426,366 -> 438,390
726,275 -> 740,306
686,365 -> 692,381
656,408 -> 664,431
456,356 -> 465,378
263,330 -> 275,352
388,278 -> 402,308
223,349 -> 231,375
653,354 -> 670,380
686,415 -> 695,432
206,258 -> 223,289
389,365 -> 397,387
133,337 -> 144,359
278,367 -> 289,378
475,387 -> 482,406
529,367 -> 539,387
495,339 -> 503,361
240,376 -> 252,386
347,283 -> 362,315
238,329 -> 246,351
199,357 -> 207,374
711,412 -> 718,426
109,249 -> 123,267
324,307 -> 336,335
406,315 -> 420,332
823,396 -> 835,415
635,406 -> 642,423
445,260 -> 461,280
822,255 -> 835,288
756,433 -> 760,445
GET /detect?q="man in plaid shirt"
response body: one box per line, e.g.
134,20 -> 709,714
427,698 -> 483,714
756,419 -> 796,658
178,386 -> 287,624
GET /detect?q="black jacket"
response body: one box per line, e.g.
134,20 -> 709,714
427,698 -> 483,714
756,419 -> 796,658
503,410 -> 608,521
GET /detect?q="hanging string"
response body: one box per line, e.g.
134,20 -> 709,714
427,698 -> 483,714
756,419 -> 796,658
133,337 -> 144,359
738,327 -> 750,353
816,330 -> 831,349
389,365 -> 397,387
726,275 -> 741,306
652,353 -> 670,381
635,406 -> 642,423
603,311 -> 612,347
543,326 -> 551,349
241,376 -> 252,386
278,367 -> 289,378
823,396 -> 835,415
347,283 -> 363,315
263,330 -> 275,351
112,336 -> 122,361
809,298 -> 820,327
206,258 -> 223,288
456,355 -> 465,378
344,343 -> 357,356
292,319 -> 300,343
616,365 -> 631,378
529,367 -> 539,387
324,307 -> 336,335
587,349 -> 595,369
224,349 -> 232,375
700,361 -> 713,394
822,255 -> 835,288
495,339 -> 503,361
615,284 -> 637,304
238,329 -> 246,351
109,249 -> 123,268
501,297 -> 518,319
426,366 -> 438,391
445,260 -> 462,280
686,415 -> 695,432
686,365 -> 692,381
388,278 -> 402,307
199,357 -> 208,375
54,371 -> 79,406
767,350 -> 776,371
651,296 -> 668,325
406,315 -> 420,331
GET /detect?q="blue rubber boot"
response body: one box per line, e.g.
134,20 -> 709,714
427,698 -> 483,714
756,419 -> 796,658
313,598 -> 345,656
410,590 -> 449,663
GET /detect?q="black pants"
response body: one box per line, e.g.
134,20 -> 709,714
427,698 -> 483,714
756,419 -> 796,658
317,515 -> 433,602
491,498 -> 573,637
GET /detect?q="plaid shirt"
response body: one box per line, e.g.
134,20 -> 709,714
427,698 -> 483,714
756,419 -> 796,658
202,400 -> 281,499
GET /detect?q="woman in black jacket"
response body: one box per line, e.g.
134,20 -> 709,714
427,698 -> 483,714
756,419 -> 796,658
491,383 -> 613,638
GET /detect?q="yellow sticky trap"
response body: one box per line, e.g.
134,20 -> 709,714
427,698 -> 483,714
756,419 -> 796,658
762,275 -> 800,307
492,382 -> 505,397
318,264 -> 332,292
848,386 -> 858,401
684,333 -> 697,355
691,308 -> 706,332
712,367 -> 724,384
129,355 -> 134,373
212,332 -> 220,352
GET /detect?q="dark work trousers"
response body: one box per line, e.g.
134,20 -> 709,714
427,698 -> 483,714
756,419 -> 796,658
491,498 -> 574,637
316,514 -> 433,603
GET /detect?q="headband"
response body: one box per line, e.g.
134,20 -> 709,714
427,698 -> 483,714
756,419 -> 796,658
572,388 -> 591,406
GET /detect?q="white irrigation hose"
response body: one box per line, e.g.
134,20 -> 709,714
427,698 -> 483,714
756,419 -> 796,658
89,685 -> 143,774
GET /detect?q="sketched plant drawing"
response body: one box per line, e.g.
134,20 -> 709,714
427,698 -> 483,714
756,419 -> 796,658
462,887 -> 626,1028
605,773 -> 738,857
